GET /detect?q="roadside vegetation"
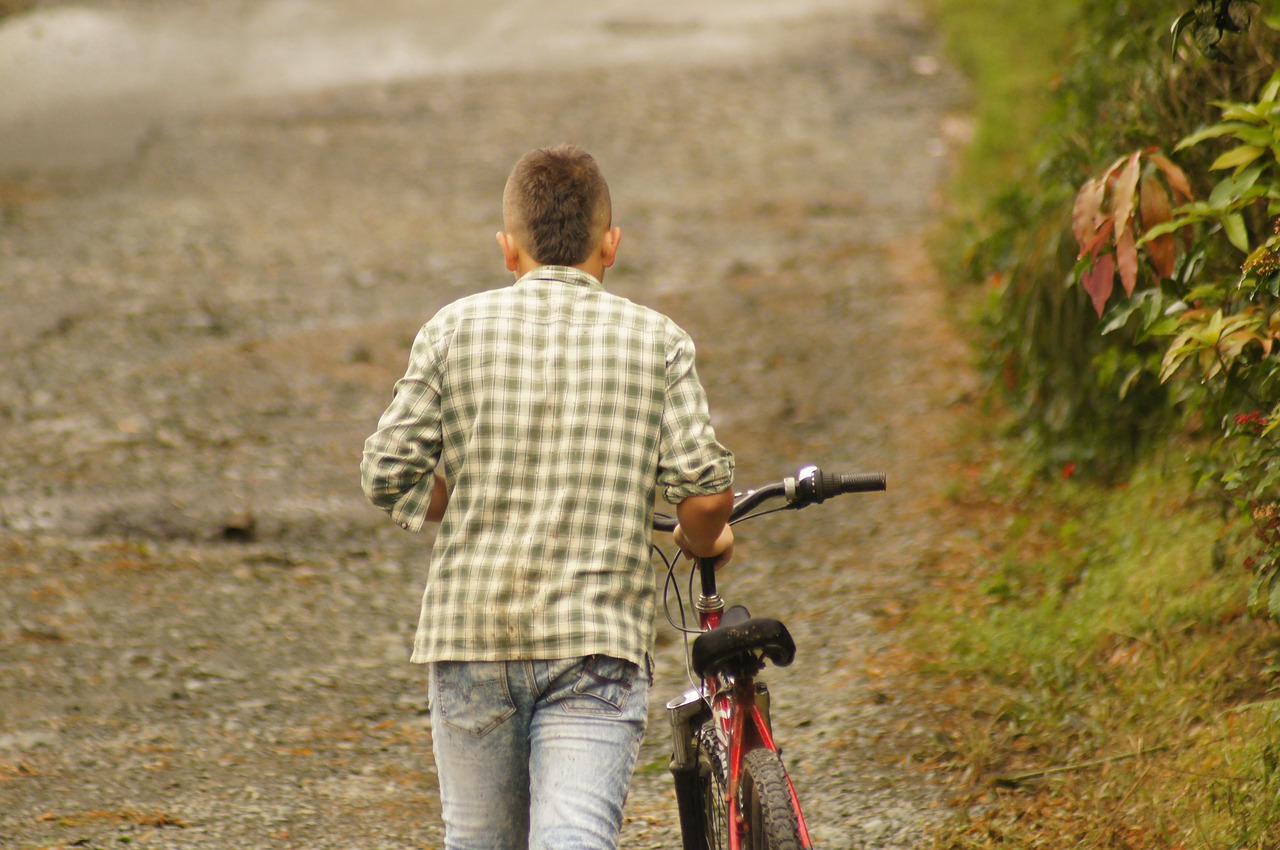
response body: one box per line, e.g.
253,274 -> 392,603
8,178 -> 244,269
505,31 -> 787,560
915,0 -> 1280,845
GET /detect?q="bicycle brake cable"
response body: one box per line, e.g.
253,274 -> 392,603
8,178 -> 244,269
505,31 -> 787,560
729,506 -> 789,525
654,545 -> 700,636
653,544 -> 707,691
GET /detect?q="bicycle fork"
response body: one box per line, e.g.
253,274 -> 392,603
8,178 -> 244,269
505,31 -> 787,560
667,687 -> 712,849
668,677 -> 814,850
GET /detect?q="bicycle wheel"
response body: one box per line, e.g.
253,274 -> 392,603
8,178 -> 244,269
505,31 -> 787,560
740,748 -> 803,850
695,722 -> 729,850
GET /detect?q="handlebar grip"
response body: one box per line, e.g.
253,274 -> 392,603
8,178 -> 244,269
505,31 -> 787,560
815,471 -> 886,500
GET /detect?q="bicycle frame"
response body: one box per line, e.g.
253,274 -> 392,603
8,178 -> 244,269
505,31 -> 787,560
692,558 -> 814,850
661,467 -> 885,850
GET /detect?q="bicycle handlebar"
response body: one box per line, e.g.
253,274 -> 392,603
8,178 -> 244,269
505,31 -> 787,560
651,465 -> 886,533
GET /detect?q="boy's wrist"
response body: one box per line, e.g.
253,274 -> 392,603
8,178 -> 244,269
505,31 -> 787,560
673,523 -> 733,558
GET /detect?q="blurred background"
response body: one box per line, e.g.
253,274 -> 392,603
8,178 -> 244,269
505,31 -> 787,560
0,3 -> 963,849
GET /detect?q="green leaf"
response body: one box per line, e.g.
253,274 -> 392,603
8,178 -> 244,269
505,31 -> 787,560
1269,573 -> 1280,623
1224,213 -> 1250,253
1248,570 -> 1267,617
1119,365 -> 1144,400
1170,10 -> 1197,60
1230,126 -> 1277,148
1103,290 -> 1169,338
1142,315 -> 1182,339
1139,215 -> 1203,242
1176,121 -> 1257,150
1160,331 -> 1203,382
1140,289 -> 1164,324
1185,283 -> 1226,303
1180,200 -> 1221,216
1221,104 -> 1272,123
1101,295 -> 1147,335
1262,70 -> 1280,104
1208,164 -> 1264,208
1210,145 -> 1266,172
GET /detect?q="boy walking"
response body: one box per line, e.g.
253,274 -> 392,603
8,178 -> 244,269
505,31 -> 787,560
361,144 -> 734,850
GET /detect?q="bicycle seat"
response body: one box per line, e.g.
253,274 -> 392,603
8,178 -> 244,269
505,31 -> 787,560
691,615 -> 796,678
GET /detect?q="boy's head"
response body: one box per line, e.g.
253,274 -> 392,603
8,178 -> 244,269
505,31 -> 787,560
499,145 -> 619,276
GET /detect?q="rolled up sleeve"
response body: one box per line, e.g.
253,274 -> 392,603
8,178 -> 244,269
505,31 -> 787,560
658,330 -> 734,504
360,323 -> 447,532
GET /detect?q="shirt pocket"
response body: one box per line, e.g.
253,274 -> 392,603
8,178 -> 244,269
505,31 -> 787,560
431,661 -> 518,737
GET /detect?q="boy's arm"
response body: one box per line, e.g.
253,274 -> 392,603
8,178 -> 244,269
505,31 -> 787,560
673,488 -> 735,569
360,323 -> 447,532
425,474 -> 449,523
659,326 -> 735,566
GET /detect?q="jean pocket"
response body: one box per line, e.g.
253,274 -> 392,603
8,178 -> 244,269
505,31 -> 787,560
562,655 -> 637,716
432,661 -> 518,738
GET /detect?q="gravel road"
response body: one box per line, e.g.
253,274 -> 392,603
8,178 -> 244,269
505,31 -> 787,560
0,2 -> 973,847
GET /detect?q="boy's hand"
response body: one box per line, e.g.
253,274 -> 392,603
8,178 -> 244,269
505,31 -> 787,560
673,523 -> 734,571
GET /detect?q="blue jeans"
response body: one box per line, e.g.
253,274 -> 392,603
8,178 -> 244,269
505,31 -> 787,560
428,656 -> 650,850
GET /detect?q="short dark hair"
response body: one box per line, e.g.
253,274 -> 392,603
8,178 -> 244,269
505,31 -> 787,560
503,145 -> 611,266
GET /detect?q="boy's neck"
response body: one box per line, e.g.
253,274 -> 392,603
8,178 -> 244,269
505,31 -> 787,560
499,227 -> 620,284
519,259 -> 606,282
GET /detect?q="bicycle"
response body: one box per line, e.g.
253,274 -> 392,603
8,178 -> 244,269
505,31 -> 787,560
652,465 -> 887,850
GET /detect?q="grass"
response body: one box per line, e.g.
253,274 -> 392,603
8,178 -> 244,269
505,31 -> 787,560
913,0 -> 1280,844
918,0 -> 1076,214
904,427 -> 1280,847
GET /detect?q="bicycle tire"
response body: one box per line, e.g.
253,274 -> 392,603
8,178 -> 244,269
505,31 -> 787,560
740,748 -> 803,850
695,722 -> 729,850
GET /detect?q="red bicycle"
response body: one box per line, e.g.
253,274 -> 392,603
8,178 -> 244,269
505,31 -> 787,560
653,465 -> 886,850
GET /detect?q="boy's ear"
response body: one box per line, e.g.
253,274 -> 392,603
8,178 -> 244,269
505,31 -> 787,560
496,231 -> 521,272
600,226 -> 622,269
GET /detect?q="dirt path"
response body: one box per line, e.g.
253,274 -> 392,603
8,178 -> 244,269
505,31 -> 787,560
0,3 -> 973,848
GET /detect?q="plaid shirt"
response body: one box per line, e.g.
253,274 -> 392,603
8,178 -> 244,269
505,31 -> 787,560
361,266 -> 734,666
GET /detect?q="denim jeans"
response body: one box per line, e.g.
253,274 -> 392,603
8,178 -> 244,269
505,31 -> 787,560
428,655 -> 650,850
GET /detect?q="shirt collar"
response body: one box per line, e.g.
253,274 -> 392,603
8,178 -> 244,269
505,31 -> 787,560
514,266 -> 604,292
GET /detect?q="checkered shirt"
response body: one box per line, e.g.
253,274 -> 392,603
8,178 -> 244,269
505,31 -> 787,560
361,266 -> 734,666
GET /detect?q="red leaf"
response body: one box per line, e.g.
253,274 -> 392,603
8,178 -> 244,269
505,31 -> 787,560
1148,153 -> 1194,203
1139,174 -> 1177,279
1072,178 -> 1107,250
1078,224 -> 1113,261
1116,226 -> 1139,296
1082,252 -> 1116,316
1138,173 -> 1172,228
1111,151 -> 1142,244
1147,233 -> 1177,280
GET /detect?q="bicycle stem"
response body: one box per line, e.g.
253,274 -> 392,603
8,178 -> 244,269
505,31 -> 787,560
695,557 -> 724,618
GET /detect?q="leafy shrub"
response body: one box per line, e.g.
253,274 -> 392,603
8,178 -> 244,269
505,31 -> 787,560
970,0 -> 1278,478
1072,58 -> 1280,619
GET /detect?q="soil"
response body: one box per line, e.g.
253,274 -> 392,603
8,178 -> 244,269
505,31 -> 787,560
0,2 -> 978,848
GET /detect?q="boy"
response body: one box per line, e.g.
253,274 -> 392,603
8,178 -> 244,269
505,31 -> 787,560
361,144 -> 734,849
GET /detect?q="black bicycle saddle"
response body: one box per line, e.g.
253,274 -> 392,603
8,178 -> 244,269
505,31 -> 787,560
691,607 -> 796,678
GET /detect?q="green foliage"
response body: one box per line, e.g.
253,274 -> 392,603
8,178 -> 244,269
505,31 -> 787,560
916,458 -> 1280,848
919,0 -> 1077,212
918,2 -> 1280,845
1172,0 -> 1262,61
967,2 -> 1182,478
966,0 -> 1280,481
1070,62 -> 1280,621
